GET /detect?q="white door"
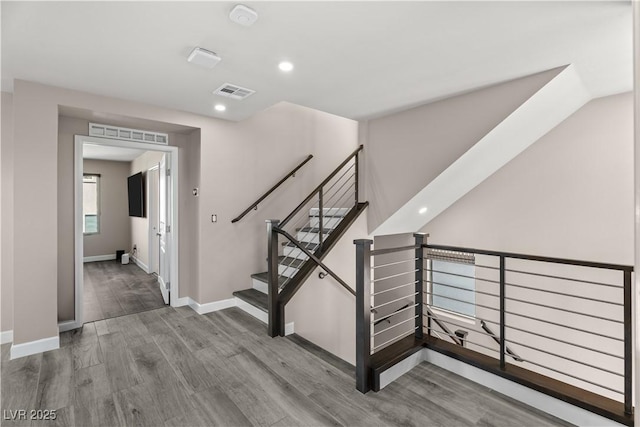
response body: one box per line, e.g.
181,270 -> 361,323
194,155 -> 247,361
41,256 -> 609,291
158,154 -> 170,304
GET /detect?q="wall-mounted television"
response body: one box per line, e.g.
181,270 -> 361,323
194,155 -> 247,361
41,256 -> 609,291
127,172 -> 145,217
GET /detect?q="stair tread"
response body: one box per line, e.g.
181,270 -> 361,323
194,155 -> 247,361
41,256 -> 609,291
251,272 -> 289,286
233,289 -> 268,312
284,242 -> 319,250
278,256 -> 305,269
297,227 -> 336,233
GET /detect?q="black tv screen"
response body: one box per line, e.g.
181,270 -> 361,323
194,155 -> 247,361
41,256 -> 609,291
127,172 -> 145,217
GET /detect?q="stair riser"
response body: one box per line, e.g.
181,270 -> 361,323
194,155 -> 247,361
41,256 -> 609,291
283,246 -> 310,261
308,217 -> 343,229
278,264 -> 300,278
252,278 -> 268,294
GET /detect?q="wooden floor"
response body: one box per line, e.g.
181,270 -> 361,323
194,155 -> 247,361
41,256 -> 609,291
0,306 -> 572,427
83,261 -> 166,322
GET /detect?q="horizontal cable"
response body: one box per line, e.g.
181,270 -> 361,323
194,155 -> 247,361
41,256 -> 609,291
502,310 -> 623,342
423,243 -> 633,272
424,314 -> 495,340
373,315 -> 418,337
372,292 -> 418,311
372,280 -> 418,296
373,269 -> 417,283
372,303 -> 418,324
504,338 -> 623,377
372,327 -> 418,352
473,263 -> 625,289
323,162 -> 355,195
504,296 -> 623,324
426,327 -> 502,355
373,258 -> 417,270
322,176 -> 355,211
426,268 -> 484,283
522,359 -> 623,395
424,291 -> 499,313
505,282 -> 622,307
424,270 -> 500,286
504,267 -> 623,289
427,279 -> 499,298
479,318 -> 623,360
371,245 -> 417,256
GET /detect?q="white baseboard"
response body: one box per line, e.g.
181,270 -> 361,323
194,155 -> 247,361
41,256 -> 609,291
58,320 -> 82,333
378,349 -> 424,390
422,349 -> 623,427
83,254 -> 116,263
131,255 -> 149,273
188,297 -> 236,315
10,335 -> 60,359
1,330 -> 13,344
172,296 -> 190,307
234,297 -> 295,336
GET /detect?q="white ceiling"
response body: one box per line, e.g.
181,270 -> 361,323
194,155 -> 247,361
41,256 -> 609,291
1,1 -> 632,122
83,144 -> 147,162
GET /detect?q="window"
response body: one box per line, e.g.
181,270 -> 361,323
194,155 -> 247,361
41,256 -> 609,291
428,250 -> 476,317
83,174 -> 100,234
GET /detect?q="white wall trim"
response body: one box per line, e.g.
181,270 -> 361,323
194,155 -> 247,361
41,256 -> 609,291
173,296 -> 190,307
422,348 -> 624,427
1,330 -> 13,344
233,297 -> 295,336
10,335 -> 60,359
188,297 -> 236,315
131,254 -> 149,274
58,320 -> 82,333
83,254 -> 116,263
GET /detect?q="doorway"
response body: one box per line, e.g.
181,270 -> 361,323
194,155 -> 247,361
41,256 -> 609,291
70,135 -> 179,330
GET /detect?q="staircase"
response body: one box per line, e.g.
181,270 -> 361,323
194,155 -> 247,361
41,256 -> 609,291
234,207 -> 351,313
232,145 -> 367,335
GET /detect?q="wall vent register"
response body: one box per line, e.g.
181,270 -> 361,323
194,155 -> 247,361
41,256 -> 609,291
89,123 -> 169,145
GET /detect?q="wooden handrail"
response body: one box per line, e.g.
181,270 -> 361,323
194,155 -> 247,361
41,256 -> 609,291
231,154 -> 313,223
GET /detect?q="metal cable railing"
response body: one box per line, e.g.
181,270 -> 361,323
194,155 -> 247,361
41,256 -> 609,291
354,234 -> 634,419
265,145 -> 364,338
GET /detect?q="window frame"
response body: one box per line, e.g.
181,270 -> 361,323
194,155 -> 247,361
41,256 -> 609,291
82,173 -> 101,235
427,250 -> 477,321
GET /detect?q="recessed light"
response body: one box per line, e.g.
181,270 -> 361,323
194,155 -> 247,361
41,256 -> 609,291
214,104 -> 226,112
419,207 -> 428,214
278,61 -> 294,72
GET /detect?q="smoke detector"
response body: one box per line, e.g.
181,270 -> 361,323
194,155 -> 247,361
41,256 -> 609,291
229,4 -> 258,27
187,47 -> 221,69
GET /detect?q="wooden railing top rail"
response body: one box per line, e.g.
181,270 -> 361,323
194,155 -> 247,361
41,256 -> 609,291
231,154 -> 313,223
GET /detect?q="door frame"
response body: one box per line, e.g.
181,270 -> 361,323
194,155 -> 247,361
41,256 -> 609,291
147,164 -> 160,277
66,135 -> 180,331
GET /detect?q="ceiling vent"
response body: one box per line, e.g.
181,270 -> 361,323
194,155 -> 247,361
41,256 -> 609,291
214,83 -> 255,100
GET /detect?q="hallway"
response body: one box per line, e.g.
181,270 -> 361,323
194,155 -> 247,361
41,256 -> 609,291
83,260 -> 165,322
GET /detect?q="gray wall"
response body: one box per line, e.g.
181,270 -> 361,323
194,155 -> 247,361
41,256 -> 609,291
423,92 -> 634,265
82,159 -> 131,258
1,92 -> 14,333
364,68 -> 561,233
5,80 -> 357,343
